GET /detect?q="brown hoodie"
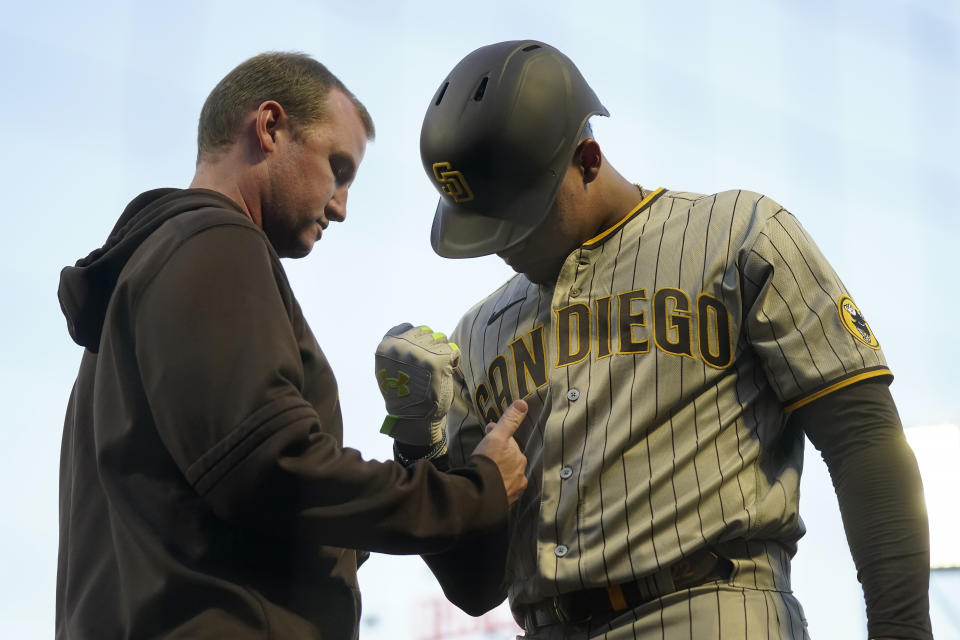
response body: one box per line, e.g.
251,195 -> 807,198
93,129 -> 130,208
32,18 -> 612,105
56,188 -> 509,639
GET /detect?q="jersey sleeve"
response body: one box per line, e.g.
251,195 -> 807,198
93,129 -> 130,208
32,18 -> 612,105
445,322 -> 491,467
740,204 -> 892,411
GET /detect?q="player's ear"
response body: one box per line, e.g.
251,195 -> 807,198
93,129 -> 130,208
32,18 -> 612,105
574,139 -> 602,184
255,100 -> 286,154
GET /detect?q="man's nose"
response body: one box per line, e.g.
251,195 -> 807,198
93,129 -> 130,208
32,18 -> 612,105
326,186 -> 348,222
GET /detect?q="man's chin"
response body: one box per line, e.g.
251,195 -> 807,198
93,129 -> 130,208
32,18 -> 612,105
279,241 -> 314,260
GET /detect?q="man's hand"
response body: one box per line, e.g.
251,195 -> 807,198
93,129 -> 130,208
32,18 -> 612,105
473,399 -> 529,505
375,323 -> 460,458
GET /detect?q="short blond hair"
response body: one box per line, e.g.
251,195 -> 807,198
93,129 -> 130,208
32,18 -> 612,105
196,51 -> 375,162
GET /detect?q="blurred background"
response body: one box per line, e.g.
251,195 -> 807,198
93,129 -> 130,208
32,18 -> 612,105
1,0 -> 957,637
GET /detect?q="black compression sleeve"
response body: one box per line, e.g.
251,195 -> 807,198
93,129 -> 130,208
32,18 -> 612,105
790,381 -> 932,640
394,442 -> 451,471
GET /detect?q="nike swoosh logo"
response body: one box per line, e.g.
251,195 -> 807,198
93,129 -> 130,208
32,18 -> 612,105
487,297 -> 526,325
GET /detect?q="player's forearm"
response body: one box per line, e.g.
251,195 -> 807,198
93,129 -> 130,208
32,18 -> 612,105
839,440 -> 930,640
393,443 -> 509,614
420,517 -> 510,617
793,381 -> 932,640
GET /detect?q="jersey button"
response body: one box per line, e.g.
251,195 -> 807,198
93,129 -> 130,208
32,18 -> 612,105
554,544 -> 569,558
560,466 -> 574,479
569,287 -> 581,297
566,388 -> 581,401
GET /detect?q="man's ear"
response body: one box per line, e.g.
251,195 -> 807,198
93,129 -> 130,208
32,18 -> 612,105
575,139 -> 602,184
255,100 -> 286,154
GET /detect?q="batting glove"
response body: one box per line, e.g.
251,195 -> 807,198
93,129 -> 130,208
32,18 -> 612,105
375,323 -> 460,459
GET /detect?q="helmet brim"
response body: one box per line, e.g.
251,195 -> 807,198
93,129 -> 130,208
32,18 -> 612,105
429,173 -> 561,258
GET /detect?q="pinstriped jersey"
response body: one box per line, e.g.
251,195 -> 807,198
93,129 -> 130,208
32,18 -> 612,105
444,187 -> 891,607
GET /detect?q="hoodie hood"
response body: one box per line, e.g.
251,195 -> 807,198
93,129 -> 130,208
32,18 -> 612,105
58,188 -> 247,352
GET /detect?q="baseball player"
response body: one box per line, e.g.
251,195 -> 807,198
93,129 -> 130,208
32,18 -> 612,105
376,41 -> 932,639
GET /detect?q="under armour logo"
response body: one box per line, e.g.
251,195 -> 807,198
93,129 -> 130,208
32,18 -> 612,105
378,369 -> 411,397
432,162 -> 475,203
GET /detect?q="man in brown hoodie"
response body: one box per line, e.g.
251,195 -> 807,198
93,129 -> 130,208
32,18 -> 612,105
56,52 -> 527,639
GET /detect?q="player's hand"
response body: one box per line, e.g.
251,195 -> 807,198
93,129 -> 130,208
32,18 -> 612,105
473,399 -> 529,505
375,323 -> 460,458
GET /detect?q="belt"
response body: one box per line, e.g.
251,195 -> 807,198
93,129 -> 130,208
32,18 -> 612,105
520,549 -> 733,632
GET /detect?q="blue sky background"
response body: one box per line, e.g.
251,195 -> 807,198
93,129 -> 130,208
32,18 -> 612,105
1,0 -> 957,637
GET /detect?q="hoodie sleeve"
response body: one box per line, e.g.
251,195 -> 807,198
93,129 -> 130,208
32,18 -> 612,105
133,223 -> 508,553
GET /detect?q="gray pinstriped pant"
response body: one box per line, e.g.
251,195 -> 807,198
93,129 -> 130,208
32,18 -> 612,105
519,541 -> 810,639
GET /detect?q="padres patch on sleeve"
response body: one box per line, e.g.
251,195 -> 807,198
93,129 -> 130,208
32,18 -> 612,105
837,294 -> 880,349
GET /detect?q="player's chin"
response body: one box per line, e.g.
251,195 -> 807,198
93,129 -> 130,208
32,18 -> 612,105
518,265 -> 558,286
509,259 -> 561,285
498,250 -> 559,284
525,272 -> 556,285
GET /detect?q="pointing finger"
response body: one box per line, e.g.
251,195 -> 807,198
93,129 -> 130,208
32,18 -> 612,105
487,399 -> 528,438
